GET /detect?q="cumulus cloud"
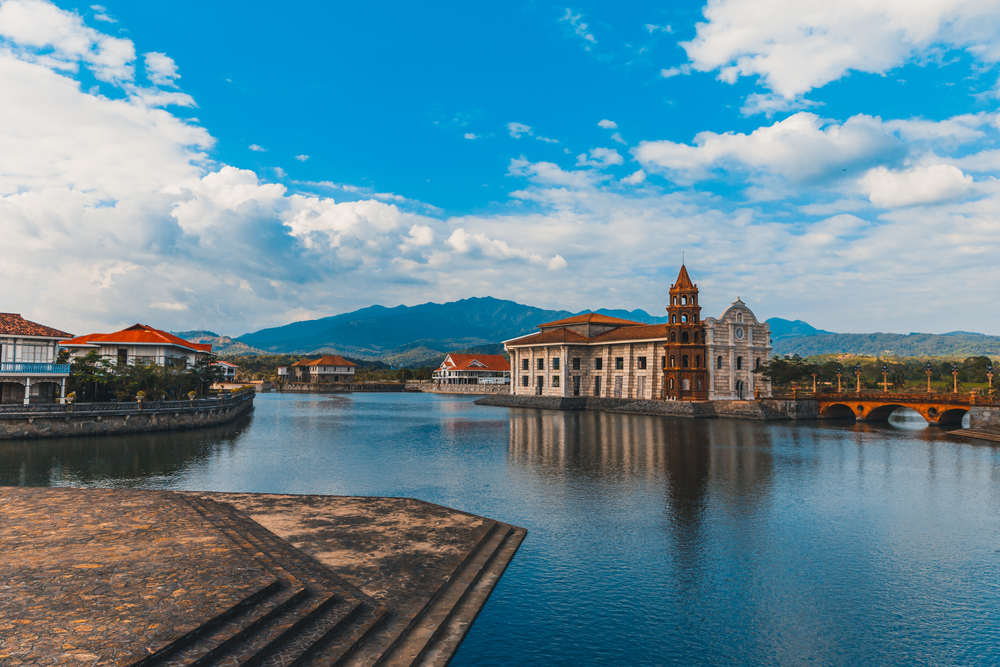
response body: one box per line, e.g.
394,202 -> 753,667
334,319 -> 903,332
144,52 -> 179,87
621,169 -> 646,185
598,119 -> 617,129
610,132 -> 626,145
681,0 -> 1000,99
576,147 -> 624,168
560,8 -> 596,44
661,65 -> 691,78
248,144 -> 267,152
295,154 -> 309,161
507,122 -> 532,138
464,132 -> 478,139
861,164 -> 974,207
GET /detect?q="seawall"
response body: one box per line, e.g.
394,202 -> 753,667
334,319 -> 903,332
969,406 -> 1000,430
408,384 -> 510,396
279,383 -> 406,393
0,391 -> 255,440
475,394 -> 806,420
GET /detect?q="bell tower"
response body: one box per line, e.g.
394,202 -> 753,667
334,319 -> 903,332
663,265 -> 709,401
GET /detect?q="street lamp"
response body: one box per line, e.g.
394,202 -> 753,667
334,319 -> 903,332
926,362 -> 933,393
952,363 -> 959,394
855,363 -> 862,394
812,371 -> 818,394
882,364 -> 889,393
837,366 -> 843,393
988,362 -> 994,390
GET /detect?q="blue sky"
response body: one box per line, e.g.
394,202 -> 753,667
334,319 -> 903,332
2,0 -> 1000,337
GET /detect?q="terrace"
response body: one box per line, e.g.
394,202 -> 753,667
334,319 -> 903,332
0,362 -> 70,374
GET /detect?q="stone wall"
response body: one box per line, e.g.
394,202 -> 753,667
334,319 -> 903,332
475,394 -> 794,420
279,383 -> 405,393
413,384 -> 510,395
761,399 -> 820,420
0,392 -> 255,440
969,406 -> 1000,430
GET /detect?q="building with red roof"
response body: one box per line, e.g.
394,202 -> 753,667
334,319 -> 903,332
60,324 -> 213,368
433,354 -> 510,386
278,355 -> 357,384
504,265 -> 772,401
0,313 -> 73,404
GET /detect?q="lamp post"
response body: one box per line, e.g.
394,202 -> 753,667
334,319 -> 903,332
952,363 -> 959,394
881,364 -> 890,393
988,363 -> 994,390
926,362 -> 933,393
812,372 -> 818,394
837,366 -> 843,393
855,363 -> 862,394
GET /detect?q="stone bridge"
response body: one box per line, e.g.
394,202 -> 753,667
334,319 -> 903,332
815,393 -> 989,425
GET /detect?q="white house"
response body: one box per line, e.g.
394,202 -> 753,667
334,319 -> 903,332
433,354 -> 511,385
60,324 -> 214,367
0,313 -> 73,405
213,360 -> 239,381
279,356 -> 357,383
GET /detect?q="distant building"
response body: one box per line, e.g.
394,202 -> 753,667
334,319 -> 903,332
279,356 -> 357,383
60,324 -> 213,367
0,313 -> 73,405
503,265 -> 771,401
433,354 -> 510,385
213,360 -> 239,381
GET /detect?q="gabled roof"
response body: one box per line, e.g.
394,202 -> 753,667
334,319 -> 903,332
60,324 -> 212,353
538,313 -> 642,329
671,264 -> 694,290
291,355 -> 358,368
591,323 -> 673,343
213,360 -> 239,368
506,328 -> 592,346
0,313 -> 72,339
440,354 -> 510,372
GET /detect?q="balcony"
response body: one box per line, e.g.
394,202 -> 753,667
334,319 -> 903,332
0,362 -> 71,375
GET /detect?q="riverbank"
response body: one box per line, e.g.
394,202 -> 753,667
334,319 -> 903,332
408,383 -> 509,396
0,390 -> 254,440
474,394 -> 818,420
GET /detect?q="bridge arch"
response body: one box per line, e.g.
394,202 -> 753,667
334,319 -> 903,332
820,403 -> 857,420
937,408 -> 969,426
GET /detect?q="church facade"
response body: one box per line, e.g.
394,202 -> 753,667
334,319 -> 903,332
503,265 -> 772,401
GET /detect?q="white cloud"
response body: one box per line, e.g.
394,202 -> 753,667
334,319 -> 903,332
464,132 -> 478,139
576,147 -> 624,168
598,119 -> 617,129
507,122 -> 532,138
861,164 -> 974,208
144,52 -> 179,87
248,144 -> 266,152
295,154 -> 309,161
660,65 -> 691,78
547,255 -> 568,271
611,132 -> 626,145
645,24 -> 672,34
681,0 -> 1000,99
149,301 -> 188,311
740,93 -> 820,118
621,169 -> 646,185
560,8 -> 596,44
508,156 -> 598,188
536,136 -> 559,143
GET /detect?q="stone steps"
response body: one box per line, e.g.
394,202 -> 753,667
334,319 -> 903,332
953,428 -> 1000,443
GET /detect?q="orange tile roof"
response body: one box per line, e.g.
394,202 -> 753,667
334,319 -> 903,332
0,313 -> 72,338
60,324 -> 212,353
591,323 -> 673,343
507,328 -> 592,346
441,354 -> 510,372
672,264 -> 695,289
538,312 -> 642,329
292,355 -> 357,367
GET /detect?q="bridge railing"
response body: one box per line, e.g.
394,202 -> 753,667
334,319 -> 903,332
770,390 -> 998,406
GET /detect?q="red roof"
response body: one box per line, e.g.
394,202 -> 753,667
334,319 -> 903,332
213,360 -> 239,368
538,313 -> 642,329
60,324 -> 212,353
440,354 -> 510,372
507,328 -> 592,346
591,323 -> 673,342
0,313 -> 72,338
292,355 -> 357,367
672,264 -> 695,290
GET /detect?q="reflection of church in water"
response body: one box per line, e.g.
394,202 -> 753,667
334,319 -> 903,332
505,265 -> 772,401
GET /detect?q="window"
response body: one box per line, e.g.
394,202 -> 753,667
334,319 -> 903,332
537,358 -> 544,371
572,357 -> 581,370
671,315 -> 677,324
681,295 -> 688,305
736,356 -> 743,370
521,358 -> 529,371
668,378 -> 674,390
717,356 -> 723,369
670,355 -> 675,367
672,296 -> 677,305
661,356 -> 666,369
552,375 -> 560,387
682,331 -> 689,343
695,355 -> 701,367
682,355 -> 690,367
615,357 -> 624,370
670,331 -> 676,343
756,357 -> 761,369
681,314 -> 688,323
693,314 -> 698,323
18,345 -> 49,363
594,376 -> 602,396
595,358 -> 603,370
553,358 -> 560,371
637,357 -> 647,370
521,376 -> 529,387
117,348 -> 128,366
737,312 -> 744,323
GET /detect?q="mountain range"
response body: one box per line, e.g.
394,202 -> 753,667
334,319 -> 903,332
175,298 -> 999,366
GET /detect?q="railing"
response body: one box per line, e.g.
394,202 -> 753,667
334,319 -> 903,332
769,390 -> 998,406
0,390 -> 255,415
0,362 -> 70,374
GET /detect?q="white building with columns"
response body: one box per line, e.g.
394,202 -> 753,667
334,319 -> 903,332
0,313 -> 73,405
704,298 -> 773,400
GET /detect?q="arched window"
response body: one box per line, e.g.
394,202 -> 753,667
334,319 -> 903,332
693,314 -> 698,323
717,356 -> 723,369
668,378 -> 674,390
682,378 -> 690,390
681,314 -> 688,323
671,314 -> 676,324
682,331 -> 690,343
682,355 -> 689,368
693,331 -> 699,343
756,357 -> 761,369
736,356 -> 743,370
672,296 -> 677,305
695,355 -> 701,367
669,355 -> 675,367
737,312 -> 743,323
697,378 -> 702,390
670,331 -> 676,343
681,295 -> 688,305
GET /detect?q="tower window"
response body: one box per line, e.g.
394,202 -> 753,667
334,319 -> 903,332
671,315 -> 677,324
682,331 -> 690,343
681,314 -> 688,323
670,331 -> 676,343
670,355 -> 675,367
682,355 -> 689,368
694,331 -> 699,343
717,356 -> 723,369
681,295 -> 688,305
668,378 -> 674,390
661,356 -> 666,369
695,355 -> 701,367
672,296 -> 677,305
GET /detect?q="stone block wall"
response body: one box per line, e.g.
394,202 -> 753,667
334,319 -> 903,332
970,406 -> 1000,430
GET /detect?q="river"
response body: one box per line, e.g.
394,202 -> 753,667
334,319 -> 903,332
2,392 -> 998,666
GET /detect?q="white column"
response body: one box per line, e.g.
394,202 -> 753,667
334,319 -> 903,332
23,378 -> 31,405
561,346 -> 568,397
60,378 -> 66,405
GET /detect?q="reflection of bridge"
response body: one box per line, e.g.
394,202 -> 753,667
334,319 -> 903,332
814,393 -> 990,425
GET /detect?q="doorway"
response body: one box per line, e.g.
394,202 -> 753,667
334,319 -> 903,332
736,380 -> 745,400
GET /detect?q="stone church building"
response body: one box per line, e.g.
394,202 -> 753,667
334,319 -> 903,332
504,265 -> 772,401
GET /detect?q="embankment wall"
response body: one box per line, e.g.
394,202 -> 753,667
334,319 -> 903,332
409,384 -> 510,396
475,394 -> 809,420
0,392 -> 255,440
969,406 -> 1000,430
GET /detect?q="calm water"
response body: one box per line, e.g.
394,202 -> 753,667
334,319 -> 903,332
3,393 -> 1000,666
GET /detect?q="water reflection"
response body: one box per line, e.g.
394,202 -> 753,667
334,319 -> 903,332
0,413 -> 254,487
